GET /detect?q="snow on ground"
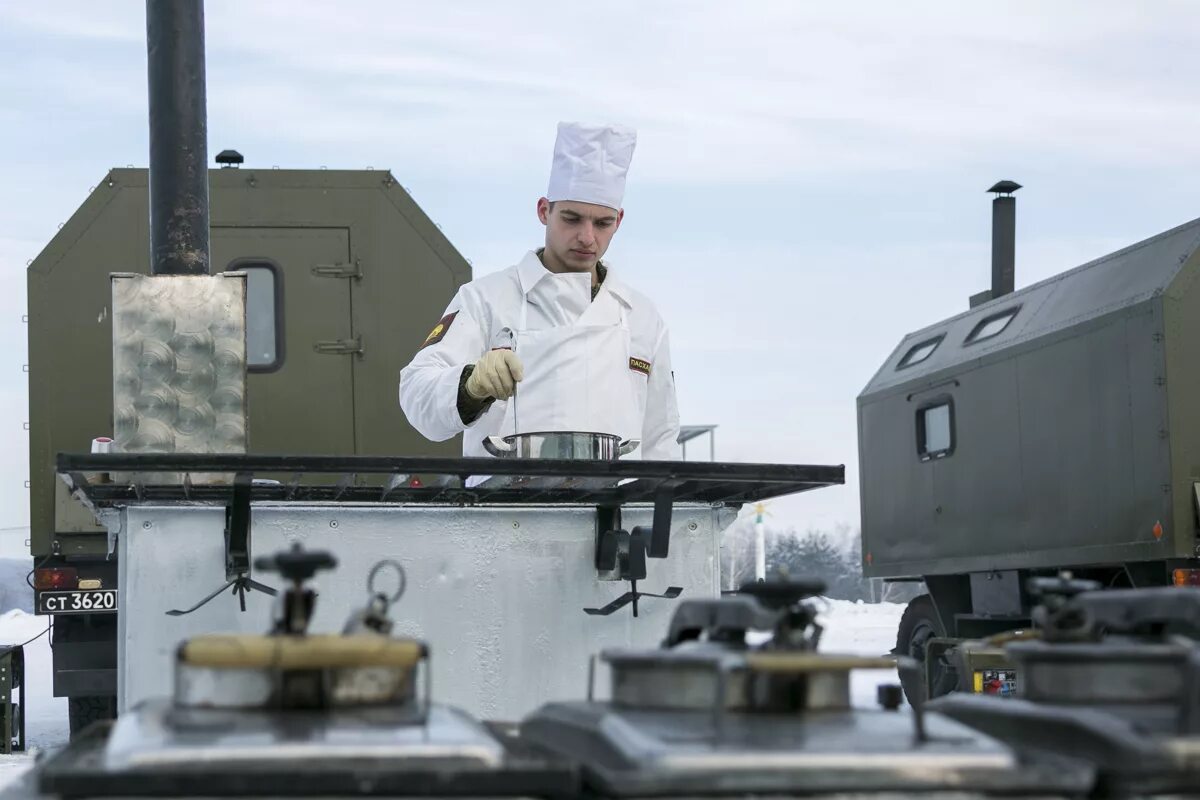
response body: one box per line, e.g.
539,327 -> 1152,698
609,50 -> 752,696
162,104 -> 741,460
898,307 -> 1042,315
0,611 -> 67,789
0,561 -> 32,616
0,576 -> 908,790
815,597 -> 907,708
0,559 -> 69,790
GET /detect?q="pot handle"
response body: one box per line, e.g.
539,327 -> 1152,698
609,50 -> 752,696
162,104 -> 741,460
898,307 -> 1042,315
618,439 -> 641,457
483,435 -> 515,457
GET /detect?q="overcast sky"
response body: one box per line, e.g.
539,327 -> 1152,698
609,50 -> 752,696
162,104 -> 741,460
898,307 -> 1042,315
2,1 -> 1200,539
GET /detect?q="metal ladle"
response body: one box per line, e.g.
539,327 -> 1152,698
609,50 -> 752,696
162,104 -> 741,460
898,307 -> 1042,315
481,329 -> 639,459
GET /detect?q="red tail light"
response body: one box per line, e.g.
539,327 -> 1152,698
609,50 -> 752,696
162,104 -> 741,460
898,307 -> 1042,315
1173,569 -> 1200,587
34,567 -> 78,591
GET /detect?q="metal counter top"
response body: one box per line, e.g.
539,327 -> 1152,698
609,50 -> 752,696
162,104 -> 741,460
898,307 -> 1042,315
56,453 -> 844,508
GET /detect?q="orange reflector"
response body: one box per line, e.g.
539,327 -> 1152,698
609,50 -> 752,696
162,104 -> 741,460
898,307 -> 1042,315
34,567 -> 78,591
866,552 -> 873,566
1153,521 -> 1164,540
1174,569 -> 1200,587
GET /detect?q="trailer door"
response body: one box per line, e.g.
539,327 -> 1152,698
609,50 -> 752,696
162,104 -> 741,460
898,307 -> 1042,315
211,227 -> 356,455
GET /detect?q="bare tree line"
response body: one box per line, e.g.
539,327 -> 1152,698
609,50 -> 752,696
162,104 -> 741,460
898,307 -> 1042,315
720,519 -> 923,603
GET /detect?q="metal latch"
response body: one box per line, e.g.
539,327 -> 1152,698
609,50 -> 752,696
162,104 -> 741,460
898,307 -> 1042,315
311,259 -> 362,280
314,336 -> 364,356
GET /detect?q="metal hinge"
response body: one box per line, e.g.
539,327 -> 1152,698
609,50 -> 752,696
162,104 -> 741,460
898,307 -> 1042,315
313,336 -> 364,356
311,259 -> 362,280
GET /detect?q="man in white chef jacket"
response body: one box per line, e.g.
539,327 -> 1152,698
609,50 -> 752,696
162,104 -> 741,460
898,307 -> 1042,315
399,122 -> 681,460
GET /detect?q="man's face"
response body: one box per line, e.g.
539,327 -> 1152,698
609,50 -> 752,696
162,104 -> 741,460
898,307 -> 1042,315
537,199 -> 624,272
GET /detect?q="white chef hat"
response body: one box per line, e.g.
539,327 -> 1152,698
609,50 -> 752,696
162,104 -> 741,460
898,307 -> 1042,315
546,121 -> 637,210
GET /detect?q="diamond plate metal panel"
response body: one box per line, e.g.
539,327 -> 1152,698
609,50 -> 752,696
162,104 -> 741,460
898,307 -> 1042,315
112,274 -> 246,482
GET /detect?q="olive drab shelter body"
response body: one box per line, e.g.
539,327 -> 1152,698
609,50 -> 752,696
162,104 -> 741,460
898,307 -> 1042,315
25,165 -> 470,722
28,166 -> 471,561
858,216 -> 1200,580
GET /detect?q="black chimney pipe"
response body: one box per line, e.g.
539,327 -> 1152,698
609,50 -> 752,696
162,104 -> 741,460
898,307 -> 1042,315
146,0 -> 210,276
988,180 -> 1020,300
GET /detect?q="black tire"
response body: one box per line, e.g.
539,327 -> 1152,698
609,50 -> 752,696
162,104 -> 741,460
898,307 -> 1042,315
68,695 -> 116,739
895,594 -> 956,705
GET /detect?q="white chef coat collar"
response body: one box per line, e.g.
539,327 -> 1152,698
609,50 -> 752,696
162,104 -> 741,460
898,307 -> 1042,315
516,250 -> 634,308
516,250 -> 553,295
598,267 -> 634,307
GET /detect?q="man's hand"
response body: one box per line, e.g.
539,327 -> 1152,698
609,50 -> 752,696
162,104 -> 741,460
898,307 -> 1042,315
465,350 -> 524,400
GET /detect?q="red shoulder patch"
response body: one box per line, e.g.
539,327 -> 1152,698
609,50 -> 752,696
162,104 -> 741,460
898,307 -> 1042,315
421,311 -> 457,349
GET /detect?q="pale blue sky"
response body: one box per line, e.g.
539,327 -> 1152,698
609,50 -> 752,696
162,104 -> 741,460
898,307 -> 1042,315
2,1 -> 1199,536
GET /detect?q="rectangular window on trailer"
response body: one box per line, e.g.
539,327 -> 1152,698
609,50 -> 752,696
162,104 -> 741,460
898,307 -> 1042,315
233,262 -> 282,372
917,401 -> 954,461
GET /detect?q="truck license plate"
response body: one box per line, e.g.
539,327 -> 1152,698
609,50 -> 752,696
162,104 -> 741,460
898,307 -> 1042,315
39,589 -> 118,614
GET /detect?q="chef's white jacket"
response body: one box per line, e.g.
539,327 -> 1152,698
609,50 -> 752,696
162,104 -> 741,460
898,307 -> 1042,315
399,251 -> 681,459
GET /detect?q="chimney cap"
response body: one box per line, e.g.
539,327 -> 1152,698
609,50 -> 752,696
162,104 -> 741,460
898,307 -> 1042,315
988,180 -> 1022,195
216,149 -> 244,168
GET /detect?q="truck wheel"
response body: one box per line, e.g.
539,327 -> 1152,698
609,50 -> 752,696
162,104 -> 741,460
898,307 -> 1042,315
68,695 -> 116,739
895,594 -> 956,704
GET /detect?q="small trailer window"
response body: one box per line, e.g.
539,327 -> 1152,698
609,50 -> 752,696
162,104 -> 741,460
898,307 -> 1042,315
965,307 -> 1019,345
230,261 -> 283,372
917,400 -> 954,461
898,335 -> 943,369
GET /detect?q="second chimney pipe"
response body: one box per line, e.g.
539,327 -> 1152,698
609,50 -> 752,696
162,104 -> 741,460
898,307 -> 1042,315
146,0 -> 210,276
988,180 -> 1020,300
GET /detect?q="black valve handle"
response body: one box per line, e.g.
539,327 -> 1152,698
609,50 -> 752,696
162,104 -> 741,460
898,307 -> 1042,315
253,543 -> 337,584
737,579 -> 827,610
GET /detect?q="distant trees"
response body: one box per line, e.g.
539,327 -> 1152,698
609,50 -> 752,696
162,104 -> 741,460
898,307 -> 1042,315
720,519 -> 923,603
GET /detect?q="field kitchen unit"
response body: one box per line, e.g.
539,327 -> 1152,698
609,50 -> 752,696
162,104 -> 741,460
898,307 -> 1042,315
60,453 -> 841,720
26,160 -> 479,731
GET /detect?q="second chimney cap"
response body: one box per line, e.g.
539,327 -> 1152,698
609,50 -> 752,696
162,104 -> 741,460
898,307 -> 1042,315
216,149 -> 244,168
988,180 -> 1022,195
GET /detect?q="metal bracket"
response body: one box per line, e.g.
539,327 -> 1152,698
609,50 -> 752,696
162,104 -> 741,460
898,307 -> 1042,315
225,472 -> 252,580
595,529 -> 647,582
595,481 -> 679,580
311,259 -> 362,280
595,505 -> 623,580
635,481 -> 679,559
168,472 -> 276,616
584,583 -> 682,618
313,336 -> 364,356
592,483 -> 684,609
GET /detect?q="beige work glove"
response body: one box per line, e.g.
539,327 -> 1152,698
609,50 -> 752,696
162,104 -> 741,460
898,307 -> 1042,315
465,350 -> 524,401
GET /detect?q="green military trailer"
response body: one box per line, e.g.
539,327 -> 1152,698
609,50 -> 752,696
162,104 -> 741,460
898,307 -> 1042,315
27,156 -> 470,733
858,186 -> 1200,701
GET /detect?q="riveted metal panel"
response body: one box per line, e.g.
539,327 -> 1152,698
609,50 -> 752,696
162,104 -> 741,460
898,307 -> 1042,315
116,503 -> 729,720
860,216 -> 1200,579
864,216 -> 1200,398
864,302 -> 1175,578
1164,252 -> 1200,559
30,167 -> 472,558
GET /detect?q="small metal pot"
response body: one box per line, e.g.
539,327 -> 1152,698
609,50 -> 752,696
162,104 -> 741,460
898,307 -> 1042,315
483,431 -> 640,460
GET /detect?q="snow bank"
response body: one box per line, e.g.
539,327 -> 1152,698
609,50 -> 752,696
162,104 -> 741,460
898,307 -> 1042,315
0,560 -> 33,615
815,597 -> 907,709
0,609 -> 69,790
816,597 -> 905,656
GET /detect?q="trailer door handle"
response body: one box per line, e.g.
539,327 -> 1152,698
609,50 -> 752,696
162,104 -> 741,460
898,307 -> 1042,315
314,336 -> 364,356
311,260 -> 362,280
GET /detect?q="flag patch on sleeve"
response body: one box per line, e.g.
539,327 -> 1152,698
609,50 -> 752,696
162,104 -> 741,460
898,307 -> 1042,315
629,357 -> 652,376
421,311 -> 457,349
